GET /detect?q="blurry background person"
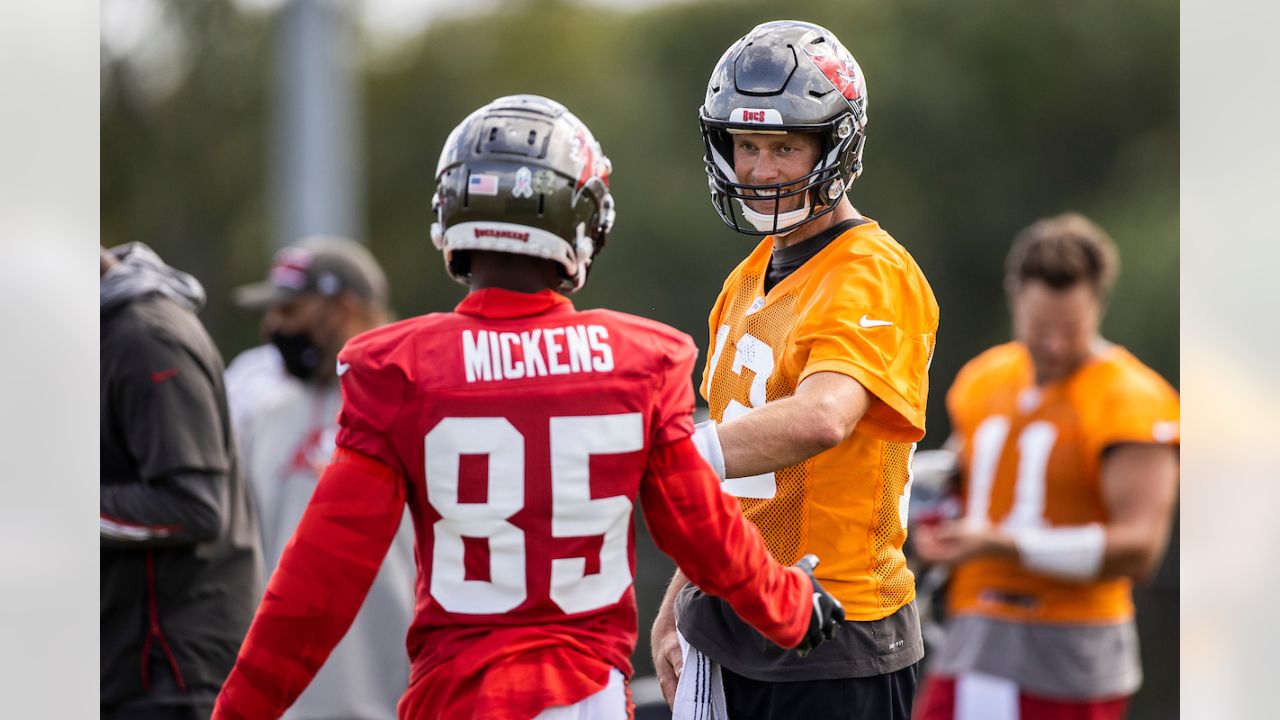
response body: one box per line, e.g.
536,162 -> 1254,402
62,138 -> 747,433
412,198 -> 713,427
223,329 -> 296,447
911,214 -> 1179,720
232,235 -> 414,720
101,243 -> 262,720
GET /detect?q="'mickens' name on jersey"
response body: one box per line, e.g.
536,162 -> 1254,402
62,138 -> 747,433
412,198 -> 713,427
462,325 -> 615,383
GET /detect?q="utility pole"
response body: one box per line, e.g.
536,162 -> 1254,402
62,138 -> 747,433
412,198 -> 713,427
271,0 -> 362,249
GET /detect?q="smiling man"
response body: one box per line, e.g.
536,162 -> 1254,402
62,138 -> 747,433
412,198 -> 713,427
651,20 -> 940,720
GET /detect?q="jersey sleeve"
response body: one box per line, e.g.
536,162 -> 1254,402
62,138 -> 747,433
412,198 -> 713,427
334,338 -> 408,472
652,332 -> 699,447
112,327 -> 232,482
212,448 -> 407,720
794,257 -> 937,442
1084,365 -> 1181,458
639,437 -> 810,649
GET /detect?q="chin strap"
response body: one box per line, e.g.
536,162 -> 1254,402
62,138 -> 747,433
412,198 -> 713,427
567,223 -> 593,292
738,198 -> 812,236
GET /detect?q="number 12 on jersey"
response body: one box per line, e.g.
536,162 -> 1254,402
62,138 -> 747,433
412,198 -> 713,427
424,413 -> 643,615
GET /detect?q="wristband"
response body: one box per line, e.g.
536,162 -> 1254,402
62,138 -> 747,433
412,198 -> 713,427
690,421 -> 726,480
1012,523 -> 1105,581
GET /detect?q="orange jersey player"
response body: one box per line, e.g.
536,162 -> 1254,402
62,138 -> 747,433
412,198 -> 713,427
913,213 -> 1179,720
652,21 -> 939,720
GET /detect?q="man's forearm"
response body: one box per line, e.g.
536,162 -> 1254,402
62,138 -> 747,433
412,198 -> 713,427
1100,521 -> 1172,582
714,371 -> 870,478
654,568 -> 690,635
214,447 -> 405,719
718,397 -> 834,478
100,471 -> 228,548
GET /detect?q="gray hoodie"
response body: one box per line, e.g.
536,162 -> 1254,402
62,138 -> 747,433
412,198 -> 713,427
100,242 -> 206,316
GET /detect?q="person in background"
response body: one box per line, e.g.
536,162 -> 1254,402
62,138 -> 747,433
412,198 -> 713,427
223,331 -> 296,448
101,243 -> 261,720
912,213 -> 1179,720
231,235 -> 415,720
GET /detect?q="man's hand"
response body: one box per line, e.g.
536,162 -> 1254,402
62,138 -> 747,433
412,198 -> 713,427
650,593 -> 684,707
651,624 -> 683,707
793,554 -> 845,656
911,519 -> 1016,566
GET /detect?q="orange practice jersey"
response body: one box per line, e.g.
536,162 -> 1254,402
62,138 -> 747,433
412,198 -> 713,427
947,342 -> 1180,624
701,220 -> 939,621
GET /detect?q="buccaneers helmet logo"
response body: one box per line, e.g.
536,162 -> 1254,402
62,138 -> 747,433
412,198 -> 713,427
803,43 -> 863,101
570,126 -> 610,197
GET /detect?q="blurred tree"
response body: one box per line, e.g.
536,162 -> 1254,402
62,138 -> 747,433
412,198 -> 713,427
102,0 -> 272,353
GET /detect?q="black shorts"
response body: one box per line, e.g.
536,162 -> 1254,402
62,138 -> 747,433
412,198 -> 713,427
721,661 -> 919,720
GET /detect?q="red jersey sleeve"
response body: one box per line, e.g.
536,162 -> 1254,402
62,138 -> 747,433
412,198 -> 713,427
639,437 -> 810,649
212,448 -> 407,720
652,333 -> 699,446
334,336 -> 407,471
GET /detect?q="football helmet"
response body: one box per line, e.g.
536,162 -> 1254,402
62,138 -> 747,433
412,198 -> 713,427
699,21 -> 869,236
431,95 -> 615,292
907,448 -> 962,528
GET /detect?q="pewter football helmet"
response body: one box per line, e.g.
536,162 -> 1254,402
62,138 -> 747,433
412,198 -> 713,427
700,21 -> 869,235
432,95 -> 615,292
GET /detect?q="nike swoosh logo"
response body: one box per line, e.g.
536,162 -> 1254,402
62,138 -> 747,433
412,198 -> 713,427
150,368 -> 180,384
336,361 -> 350,376
859,315 -> 893,328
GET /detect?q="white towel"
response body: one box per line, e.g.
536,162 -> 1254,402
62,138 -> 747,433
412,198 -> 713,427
955,672 -> 1019,720
671,630 -> 729,720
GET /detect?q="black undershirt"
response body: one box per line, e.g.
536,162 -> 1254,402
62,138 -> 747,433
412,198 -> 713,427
764,218 -> 868,294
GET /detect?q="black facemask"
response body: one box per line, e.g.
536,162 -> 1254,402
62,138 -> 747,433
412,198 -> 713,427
270,330 -> 324,381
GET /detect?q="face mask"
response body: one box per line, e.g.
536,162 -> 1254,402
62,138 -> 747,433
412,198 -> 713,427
738,196 -> 812,236
270,330 -> 324,381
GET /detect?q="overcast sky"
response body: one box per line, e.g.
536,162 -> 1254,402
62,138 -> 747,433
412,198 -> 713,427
103,0 -> 696,58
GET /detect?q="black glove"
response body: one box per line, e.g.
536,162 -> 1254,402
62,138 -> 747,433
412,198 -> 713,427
794,554 -> 845,657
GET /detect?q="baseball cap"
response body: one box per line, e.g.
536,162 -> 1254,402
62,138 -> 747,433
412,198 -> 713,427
233,235 -> 389,311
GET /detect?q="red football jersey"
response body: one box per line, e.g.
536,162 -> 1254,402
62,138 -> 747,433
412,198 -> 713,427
213,288 -> 809,720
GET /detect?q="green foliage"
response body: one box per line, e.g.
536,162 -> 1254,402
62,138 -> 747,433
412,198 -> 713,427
102,1 -> 272,354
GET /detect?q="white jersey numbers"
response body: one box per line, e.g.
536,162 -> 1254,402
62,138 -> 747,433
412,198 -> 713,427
426,418 -> 527,614
424,413 -> 643,616
965,416 -> 1059,530
549,414 -> 644,613
708,325 -> 778,499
